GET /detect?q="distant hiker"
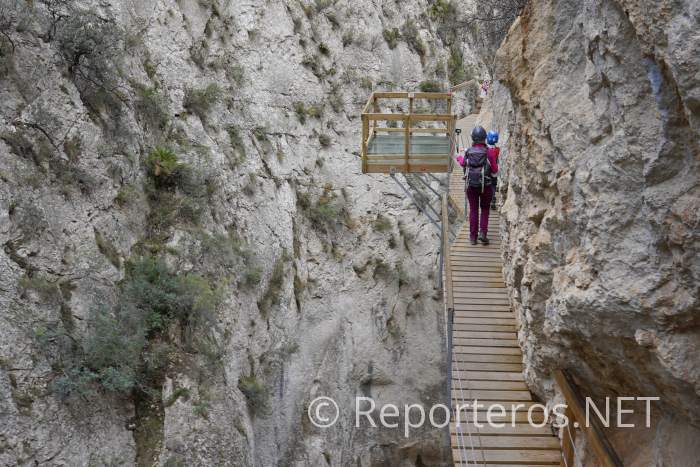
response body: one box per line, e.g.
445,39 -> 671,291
486,130 -> 500,209
459,126 -> 499,245
480,80 -> 490,98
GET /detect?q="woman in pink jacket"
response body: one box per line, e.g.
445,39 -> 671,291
458,126 -> 498,245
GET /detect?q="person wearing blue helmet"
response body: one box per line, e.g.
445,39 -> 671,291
486,131 -> 500,209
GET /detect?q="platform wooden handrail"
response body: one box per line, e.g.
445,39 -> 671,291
554,370 -> 624,467
360,91 -> 456,173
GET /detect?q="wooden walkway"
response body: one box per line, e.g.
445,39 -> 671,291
448,209 -> 561,466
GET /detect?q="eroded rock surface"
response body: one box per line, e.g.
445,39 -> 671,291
0,1 -> 482,465
490,0 -> 699,464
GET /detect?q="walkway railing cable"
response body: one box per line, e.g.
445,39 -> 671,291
441,189 -> 484,466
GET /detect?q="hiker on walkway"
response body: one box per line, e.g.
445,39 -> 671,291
480,80 -> 490,98
459,126 -> 498,245
487,130 -> 500,209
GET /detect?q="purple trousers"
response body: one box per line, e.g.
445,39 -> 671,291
466,185 -> 494,240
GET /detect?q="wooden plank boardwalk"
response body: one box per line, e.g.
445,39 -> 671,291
448,210 -> 561,466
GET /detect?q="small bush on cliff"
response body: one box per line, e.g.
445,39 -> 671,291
42,256 -> 222,399
373,214 -> 392,232
401,19 -> 426,58
382,28 -> 400,49
183,83 -> 222,121
143,147 -> 208,234
257,255 -> 286,316
419,80 -> 443,92
55,10 -> 126,114
318,133 -> 331,147
448,45 -> 466,84
94,229 -> 122,269
238,375 -> 270,416
135,85 -> 170,132
297,183 -> 350,235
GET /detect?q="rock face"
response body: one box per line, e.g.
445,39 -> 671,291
0,1 -> 481,465
490,0 -> 700,464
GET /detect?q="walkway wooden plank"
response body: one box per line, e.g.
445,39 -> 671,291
451,449 -> 560,465
447,200 -> 560,466
457,371 -> 526,382
451,423 -> 552,436
451,389 -> 533,401
454,317 -> 516,324
455,310 -> 515,323
453,411 -> 545,423
454,338 -> 519,348
453,346 -> 522,356
455,304 -> 511,311
451,436 -> 559,449
454,324 -> 516,331
454,331 -> 516,339
452,380 -> 528,390
449,400 -> 544,412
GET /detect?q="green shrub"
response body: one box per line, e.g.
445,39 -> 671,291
226,125 -> 246,167
227,64 -> 245,86
18,274 -> 60,303
199,231 -> 259,279
429,0 -> 461,45
341,30 -> 354,47
419,80 -> 443,92
135,85 -> 170,132
401,19 -> 426,58
318,134 -> 331,147
165,387 -> 191,407
373,214 -> 392,232
306,104 -> 323,119
192,399 -> 210,418
298,185 -> 344,233
183,83 -> 222,120
301,4 -> 314,18
318,42 -> 330,56
382,28 -> 400,49
448,45 -> 466,84
252,126 -> 268,142
114,184 -> 138,207
257,256 -> 286,315
242,267 -> 262,288
293,102 -> 307,124
146,147 -> 181,178
55,10 -> 125,114
435,59 -> 447,79
238,375 -> 270,416
35,255 -> 221,399
63,134 -> 82,162
328,84 -> 343,113
142,147 -> 210,235
325,11 -> 340,29
94,229 -> 122,269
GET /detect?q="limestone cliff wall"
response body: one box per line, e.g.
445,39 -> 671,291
491,0 -> 699,464
0,1 -> 482,465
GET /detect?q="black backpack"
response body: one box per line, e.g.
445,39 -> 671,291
463,146 -> 492,188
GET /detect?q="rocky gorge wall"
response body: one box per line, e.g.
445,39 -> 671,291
489,0 -> 700,465
0,1 -> 483,466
